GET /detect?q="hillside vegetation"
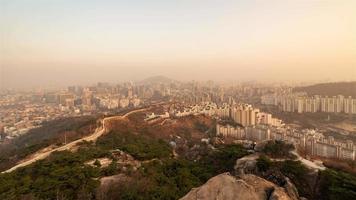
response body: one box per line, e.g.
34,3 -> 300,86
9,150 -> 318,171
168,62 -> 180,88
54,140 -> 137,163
294,82 -> 356,97
0,131 -> 247,200
0,114 -> 250,200
0,116 -> 97,171
1,114 -> 355,200
256,155 -> 356,200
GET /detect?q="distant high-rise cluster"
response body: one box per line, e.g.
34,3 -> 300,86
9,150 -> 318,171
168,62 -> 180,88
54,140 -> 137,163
210,104 -> 279,127
2,79 -> 281,140
230,105 -> 257,126
262,94 -> 356,114
216,123 -> 355,160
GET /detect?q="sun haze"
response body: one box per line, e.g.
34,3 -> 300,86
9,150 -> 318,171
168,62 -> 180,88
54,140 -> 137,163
1,0 -> 356,88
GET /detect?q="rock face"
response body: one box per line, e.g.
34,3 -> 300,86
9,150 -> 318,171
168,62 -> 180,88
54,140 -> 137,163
234,153 -> 259,174
180,173 -> 300,200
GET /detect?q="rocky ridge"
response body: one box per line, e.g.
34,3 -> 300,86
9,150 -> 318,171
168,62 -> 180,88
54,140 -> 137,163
180,173 -> 300,200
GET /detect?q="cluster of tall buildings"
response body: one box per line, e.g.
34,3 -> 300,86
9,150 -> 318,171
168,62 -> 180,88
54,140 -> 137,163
0,82 -> 153,140
217,124 -> 271,142
169,80 -> 285,106
215,104 -> 283,127
262,94 -> 356,114
97,96 -> 141,110
216,123 -> 355,160
146,102 -> 283,128
163,102 -> 283,127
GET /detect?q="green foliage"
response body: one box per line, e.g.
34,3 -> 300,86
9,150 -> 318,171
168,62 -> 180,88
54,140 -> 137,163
0,127 -> 250,199
201,144 -> 248,173
260,159 -> 354,200
93,159 -> 101,167
101,161 -> 119,176
0,116 -> 96,171
0,151 -> 100,200
0,129 -> 174,199
279,160 -> 311,198
218,119 -> 243,128
281,160 -> 308,178
96,131 -> 171,160
256,155 -> 272,172
262,140 -> 295,159
194,121 -> 209,132
108,159 -> 214,200
256,159 -> 310,196
77,145 -> 110,160
319,169 -> 356,200
294,81 -> 356,97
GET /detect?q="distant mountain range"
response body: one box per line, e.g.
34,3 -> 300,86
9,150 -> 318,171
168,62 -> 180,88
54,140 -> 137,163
294,82 -> 356,97
139,75 -> 177,84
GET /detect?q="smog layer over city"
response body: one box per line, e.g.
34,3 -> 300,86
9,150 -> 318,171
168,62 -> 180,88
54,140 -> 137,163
0,1 -> 356,200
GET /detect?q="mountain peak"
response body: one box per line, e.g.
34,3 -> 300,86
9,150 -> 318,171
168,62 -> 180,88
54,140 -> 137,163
139,76 -> 176,84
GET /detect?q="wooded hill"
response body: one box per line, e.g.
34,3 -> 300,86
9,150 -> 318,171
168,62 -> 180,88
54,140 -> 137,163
294,82 -> 356,97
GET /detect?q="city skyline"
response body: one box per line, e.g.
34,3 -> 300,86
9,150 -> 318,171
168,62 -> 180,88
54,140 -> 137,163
1,1 -> 356,199
1,0 -> 356,89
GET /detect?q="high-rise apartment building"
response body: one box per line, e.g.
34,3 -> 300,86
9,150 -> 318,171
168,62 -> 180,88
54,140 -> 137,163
263,94 -> 356,114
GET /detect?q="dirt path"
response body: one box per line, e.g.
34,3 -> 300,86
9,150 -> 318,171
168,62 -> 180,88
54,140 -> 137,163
291,150 -> 325,171
2,108 -> 148,173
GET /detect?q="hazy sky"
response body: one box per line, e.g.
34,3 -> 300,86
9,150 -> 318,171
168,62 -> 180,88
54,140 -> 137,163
1,0 -> 356,89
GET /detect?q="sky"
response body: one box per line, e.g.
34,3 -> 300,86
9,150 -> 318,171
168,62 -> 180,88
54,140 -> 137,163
1,0 -> 356,89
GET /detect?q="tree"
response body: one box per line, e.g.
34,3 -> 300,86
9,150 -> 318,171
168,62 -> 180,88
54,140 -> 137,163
256,155 -> 271,172
93,159 -> 101,167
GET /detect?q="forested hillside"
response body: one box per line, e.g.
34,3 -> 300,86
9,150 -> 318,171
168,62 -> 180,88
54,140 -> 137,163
294,82 -> 356,97
0,116 -> 97,171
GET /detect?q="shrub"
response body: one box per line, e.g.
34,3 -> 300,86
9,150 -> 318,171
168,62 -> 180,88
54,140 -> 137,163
262,140 -> 295,159
257,155 -> 272,172
319,169 -> 356,200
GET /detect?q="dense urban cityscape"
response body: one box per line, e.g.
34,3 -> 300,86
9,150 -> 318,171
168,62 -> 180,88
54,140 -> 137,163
1,0 -> 356,200
1,78 -> 355,162
1,79 -> 356,200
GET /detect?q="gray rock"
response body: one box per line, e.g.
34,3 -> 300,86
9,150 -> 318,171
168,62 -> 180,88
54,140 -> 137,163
234,154 -> 259,175
180,173 -> 300,200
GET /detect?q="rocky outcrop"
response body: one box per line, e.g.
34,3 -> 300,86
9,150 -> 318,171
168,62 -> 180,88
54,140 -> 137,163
234,153 -> 259,174
180,173 -> 300,200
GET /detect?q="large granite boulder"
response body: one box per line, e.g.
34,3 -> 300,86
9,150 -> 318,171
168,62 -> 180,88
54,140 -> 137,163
180,173 -> 300,200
